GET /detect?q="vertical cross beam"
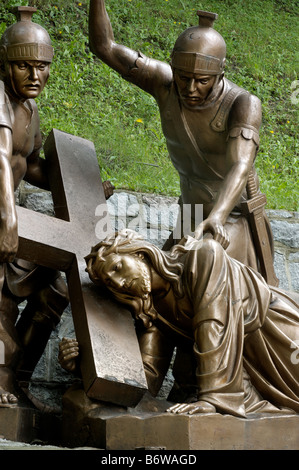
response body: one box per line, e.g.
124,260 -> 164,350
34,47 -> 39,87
16,129 -> 147,407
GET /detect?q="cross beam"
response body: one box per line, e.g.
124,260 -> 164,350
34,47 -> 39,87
16,129 -> 147,407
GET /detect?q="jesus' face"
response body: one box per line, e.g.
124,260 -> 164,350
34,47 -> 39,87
93,252 -> 152,299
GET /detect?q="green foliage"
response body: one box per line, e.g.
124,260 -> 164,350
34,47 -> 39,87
0,0 -> 298,209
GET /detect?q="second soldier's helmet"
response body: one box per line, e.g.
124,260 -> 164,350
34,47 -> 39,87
171,10 -> 226,76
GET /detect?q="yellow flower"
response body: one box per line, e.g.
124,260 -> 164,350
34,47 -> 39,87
136,118 -> 143,123
63,101 -> 73,109
270,130 -> 274,133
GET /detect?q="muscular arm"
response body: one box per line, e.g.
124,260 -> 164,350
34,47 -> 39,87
0,127 -> 18,262
89,0 -> 139,76
89,0 -> 172,97
194,93 -> 262,246
24,147 -> 49,190
199,139 -> 257,238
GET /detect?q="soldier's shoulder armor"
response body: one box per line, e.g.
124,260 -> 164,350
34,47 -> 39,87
210,79 -> 248,132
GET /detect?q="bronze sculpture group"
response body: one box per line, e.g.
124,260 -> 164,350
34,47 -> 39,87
0,0 -> 298,437
0,6 -> 69,407
0,5 -> 112,409
82,229 -> 298,416
88,0 -> 277,288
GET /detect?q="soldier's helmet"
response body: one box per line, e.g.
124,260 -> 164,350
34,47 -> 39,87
0,6 -> 54,64
171,11 -> 226,75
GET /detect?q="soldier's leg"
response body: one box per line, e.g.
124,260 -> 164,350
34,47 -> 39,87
15,270 -> 69,383
0,264 -> 21,406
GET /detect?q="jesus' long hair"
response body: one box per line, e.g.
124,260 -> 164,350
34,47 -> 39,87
85,229 -> 192,327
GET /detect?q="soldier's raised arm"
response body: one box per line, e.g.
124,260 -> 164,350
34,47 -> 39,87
89,0 -> 139,76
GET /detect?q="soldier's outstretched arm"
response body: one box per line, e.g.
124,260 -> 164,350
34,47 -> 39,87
89,0 -> 139,76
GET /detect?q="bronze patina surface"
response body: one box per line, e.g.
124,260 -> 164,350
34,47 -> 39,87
60,229 -> 299,448
83,230 -> 299,417
17,129 -> 148,408
0,0 -> 130,407
61,389 -> 299,450
88,0 -> 278,286
0,6 -> 68,409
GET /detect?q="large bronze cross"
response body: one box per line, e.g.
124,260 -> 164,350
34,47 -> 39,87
16,129 -> 147,407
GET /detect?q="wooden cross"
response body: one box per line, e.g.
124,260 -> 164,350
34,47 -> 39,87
16,129 -> 147,407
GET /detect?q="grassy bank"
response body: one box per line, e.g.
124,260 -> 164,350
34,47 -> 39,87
0,0 -> 298,209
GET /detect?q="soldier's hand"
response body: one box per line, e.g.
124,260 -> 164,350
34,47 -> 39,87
194,218 -> 230,250
58,337 -> 79,373
102,180 -> 115,200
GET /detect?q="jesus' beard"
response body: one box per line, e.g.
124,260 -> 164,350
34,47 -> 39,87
133,257 -> 151,299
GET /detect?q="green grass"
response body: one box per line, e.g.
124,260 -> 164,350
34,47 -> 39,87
0,0 -> 298,209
